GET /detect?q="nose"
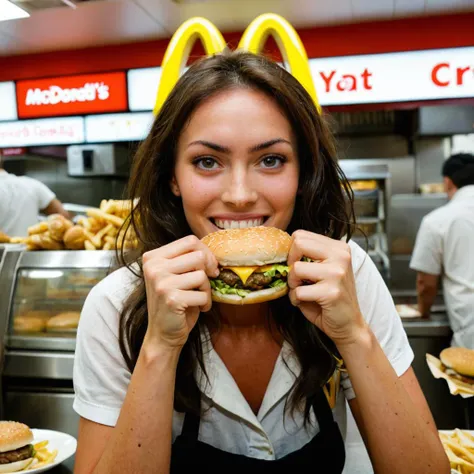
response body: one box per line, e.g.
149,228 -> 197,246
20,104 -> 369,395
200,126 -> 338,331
221,166 -> 258,208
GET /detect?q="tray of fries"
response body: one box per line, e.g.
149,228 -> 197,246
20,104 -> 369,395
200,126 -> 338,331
440,430 -> 474,473
27,429 -> 76,472
8,199 -> 138,251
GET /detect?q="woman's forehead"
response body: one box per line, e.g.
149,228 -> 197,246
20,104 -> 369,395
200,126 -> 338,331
180,88 -> 294,146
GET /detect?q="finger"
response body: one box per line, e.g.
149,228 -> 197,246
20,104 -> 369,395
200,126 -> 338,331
292,229 -> 348,249
288,261 -> 342,289
292,282 -> 340,305
162,270 -> 210,292
287,236 -> 330,267
168,289 -> 210,311
167,251 -> 218,277
144,235 -> 219,276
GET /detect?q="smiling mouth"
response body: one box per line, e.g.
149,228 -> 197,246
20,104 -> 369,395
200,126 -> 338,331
212,217 -> 267,230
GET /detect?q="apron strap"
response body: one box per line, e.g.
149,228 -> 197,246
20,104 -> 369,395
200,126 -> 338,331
181,409 -> 201,439
312,388 -> 336,431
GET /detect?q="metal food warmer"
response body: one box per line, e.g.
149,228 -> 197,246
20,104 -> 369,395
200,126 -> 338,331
339,161 -> 391,281
0,247 -> 115,448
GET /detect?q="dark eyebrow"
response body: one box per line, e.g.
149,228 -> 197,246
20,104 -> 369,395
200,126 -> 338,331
249,138 -> 292,152
187,138 -> 291,154
187,140 -> 231,153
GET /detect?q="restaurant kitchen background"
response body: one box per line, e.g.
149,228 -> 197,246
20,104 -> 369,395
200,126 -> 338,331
1,10 -> 474,471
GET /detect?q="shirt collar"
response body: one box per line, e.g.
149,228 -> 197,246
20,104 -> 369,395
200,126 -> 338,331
195,325 -> 300,428
0,169 -> 8,177
452,185 -> 474,202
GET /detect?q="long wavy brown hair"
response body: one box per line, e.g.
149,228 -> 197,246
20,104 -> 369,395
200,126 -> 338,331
119,50 -> 355,424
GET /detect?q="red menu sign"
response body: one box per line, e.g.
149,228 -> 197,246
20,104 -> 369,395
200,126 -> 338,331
16,72 -> 128,119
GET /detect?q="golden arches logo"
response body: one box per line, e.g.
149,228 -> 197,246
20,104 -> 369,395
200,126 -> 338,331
154,13 -> 321,115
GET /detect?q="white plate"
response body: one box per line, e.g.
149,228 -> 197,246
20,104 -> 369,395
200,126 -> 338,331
25,429 -> 77,473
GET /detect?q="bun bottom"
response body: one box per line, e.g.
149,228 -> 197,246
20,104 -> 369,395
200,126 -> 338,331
0,458 -> 33,473
211,284 -> 288,305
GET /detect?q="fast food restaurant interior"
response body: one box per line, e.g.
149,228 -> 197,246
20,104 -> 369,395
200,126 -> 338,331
1,0 -> 474,473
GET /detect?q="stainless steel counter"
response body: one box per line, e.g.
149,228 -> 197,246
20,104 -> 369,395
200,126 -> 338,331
402,313 -> 451,337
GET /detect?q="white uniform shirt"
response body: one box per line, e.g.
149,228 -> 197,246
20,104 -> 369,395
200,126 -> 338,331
73,241 -> 413,462
0,170 -> 55,237
410,185 -> 474,348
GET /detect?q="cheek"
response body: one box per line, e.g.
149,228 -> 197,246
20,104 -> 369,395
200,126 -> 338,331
178,174 -> 220,210
261,169 -> 299,209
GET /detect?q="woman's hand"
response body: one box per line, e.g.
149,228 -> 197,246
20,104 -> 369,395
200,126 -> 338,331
287,230 -> 367,347
142,235 -> 219,350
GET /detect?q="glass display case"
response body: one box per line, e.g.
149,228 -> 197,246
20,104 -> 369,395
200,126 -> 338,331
10,267 -> 107,340
2,250 -> 114,351
0,247 -> 116,444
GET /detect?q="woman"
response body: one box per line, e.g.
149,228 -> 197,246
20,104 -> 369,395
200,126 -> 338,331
73,51 -> 449,473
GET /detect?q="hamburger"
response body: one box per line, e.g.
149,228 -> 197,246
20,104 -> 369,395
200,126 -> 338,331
440,347 -> 474,386
0,422 -> 34,473
202,226 -> 291,305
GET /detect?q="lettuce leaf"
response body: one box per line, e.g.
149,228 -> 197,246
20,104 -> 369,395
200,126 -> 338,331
269,279 -> 286,288
210,279 -> 251,297
262,264 -> 289,278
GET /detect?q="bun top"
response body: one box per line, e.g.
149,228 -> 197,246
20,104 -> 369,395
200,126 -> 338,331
47,312 -> 81,329
202,226 -> 291,266
0,421 -> 33,453
440,347 -> 474,377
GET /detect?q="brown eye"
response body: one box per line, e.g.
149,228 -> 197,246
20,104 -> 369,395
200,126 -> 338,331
195,157 -> 219,170
261,155 -> 285,169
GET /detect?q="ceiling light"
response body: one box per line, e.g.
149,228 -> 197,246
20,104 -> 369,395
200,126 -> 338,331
0,0 -> 30,21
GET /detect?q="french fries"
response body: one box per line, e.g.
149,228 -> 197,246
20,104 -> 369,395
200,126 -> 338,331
9,199 -> 139,251
440,430 -> 474,473
27,439 -> 58,470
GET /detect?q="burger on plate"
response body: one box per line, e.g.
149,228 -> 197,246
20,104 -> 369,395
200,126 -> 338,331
202,226 -> 291,305
0,421 -> 34,473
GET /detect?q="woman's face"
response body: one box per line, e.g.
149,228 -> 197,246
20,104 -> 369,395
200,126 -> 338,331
173,88 -> 299,239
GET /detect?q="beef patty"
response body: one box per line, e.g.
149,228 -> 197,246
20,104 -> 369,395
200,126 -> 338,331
218,269 -> 275,290
0,444 -> 33,464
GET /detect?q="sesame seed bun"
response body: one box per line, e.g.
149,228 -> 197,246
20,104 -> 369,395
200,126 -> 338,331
440,347 -> 474,378
0,421 -> 33,453
201,226 -> 291,267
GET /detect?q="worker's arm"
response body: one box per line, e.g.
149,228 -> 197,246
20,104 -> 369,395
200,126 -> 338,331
41,198 -> 71,220
410,216 -> 442,317
416,272 -> 439,317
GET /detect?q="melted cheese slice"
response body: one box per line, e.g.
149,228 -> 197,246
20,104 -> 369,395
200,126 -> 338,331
223,264 -> 276,284
223,266 -> 258,285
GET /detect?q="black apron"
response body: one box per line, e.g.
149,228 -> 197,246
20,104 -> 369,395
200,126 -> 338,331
170,388 -> 346,474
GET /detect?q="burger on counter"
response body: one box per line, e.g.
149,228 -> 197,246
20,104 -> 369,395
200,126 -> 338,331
202,227 -> 290,305
0,421 -> 34,472
440,347 -> 474,386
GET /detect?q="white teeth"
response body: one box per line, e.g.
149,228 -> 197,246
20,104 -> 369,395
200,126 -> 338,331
214,218 -> 265,230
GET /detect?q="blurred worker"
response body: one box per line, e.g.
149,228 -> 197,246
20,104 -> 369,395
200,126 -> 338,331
0,161 -> 70,237
410,153 -> 474,348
